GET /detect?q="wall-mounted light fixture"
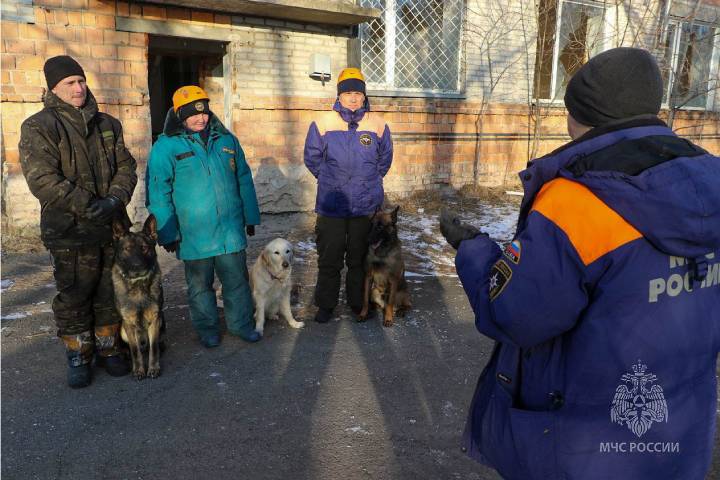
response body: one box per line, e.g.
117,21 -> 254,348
309,53 -> 331,86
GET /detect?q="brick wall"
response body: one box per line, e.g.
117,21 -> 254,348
1,0 -> 151,230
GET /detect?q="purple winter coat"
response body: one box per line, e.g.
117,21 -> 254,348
303,100 -> 393,218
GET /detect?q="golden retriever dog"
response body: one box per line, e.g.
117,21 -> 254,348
251,238 -> 304,335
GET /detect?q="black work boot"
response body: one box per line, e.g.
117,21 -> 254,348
61,332 -> 94,389
314,307 -> 334,324
94,324 -> 130,377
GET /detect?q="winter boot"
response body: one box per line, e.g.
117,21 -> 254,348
61,332 -> 94,389
314,307 -> 334,324
94,324 -> 130,377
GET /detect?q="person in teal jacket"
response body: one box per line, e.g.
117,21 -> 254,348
146,86 -> 261,347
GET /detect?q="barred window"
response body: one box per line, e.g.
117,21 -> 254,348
359,0 -> 464,94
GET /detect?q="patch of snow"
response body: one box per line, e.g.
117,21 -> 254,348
1,279 -> 15,292
2,312 -> 31,320
345,426 -> 370,435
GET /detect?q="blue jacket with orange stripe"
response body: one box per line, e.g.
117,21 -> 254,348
303,100 -> 393,218
456,118 -> 720,480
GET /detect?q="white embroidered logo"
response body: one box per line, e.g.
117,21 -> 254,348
610,361 -> 668,438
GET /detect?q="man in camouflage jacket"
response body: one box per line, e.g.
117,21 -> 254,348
19,56 -> 137,388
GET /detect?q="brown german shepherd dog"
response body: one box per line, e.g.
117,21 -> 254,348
111,215 -> 164,380
358,206 -> 411,327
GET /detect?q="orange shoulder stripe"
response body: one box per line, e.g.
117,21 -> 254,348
531,178 -> 642,265
314,111 -> 349,136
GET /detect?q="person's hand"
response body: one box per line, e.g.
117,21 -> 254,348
246,225 -> 255,237
162,241 -> 178,253
85,196 -> 121,223
439,209 -> 482,249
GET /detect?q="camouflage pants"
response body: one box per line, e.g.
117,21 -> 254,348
49,244 -> 121,336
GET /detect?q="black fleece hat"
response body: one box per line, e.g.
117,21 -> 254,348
338,78 -> 366,95
564,47 -> 663,127
177,99 -> 210,122
44,55 -> 85,90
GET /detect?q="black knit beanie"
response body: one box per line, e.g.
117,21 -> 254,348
44,55 -> 85,90
564,47 -> 663,127
177,99 -> 210,122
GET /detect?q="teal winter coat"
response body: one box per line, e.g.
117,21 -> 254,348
146,110 -> 260,261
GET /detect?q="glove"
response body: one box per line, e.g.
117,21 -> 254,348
246,225 -> 255,237
439,209 -> 482,249
85,195 -> 121,223
162,242 -> 178,253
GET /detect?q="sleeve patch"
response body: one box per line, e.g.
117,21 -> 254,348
503,239 -> 521,264
489,259 -> 513,301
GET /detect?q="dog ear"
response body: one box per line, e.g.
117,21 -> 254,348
143,214 -> 158,242
261,248 -> 271,270
112,218 -> 128,239
391,205 -> 400,224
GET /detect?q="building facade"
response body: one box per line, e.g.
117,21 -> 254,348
2,0 -> 719,231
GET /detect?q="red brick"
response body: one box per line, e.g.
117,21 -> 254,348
129,33 -> 147,47
1,22 -> 19,39
129,4 -> 141,16
25,24 -> 49,40
35,41 -> 66,56
88,0 -> 115,14
4,150 -> 20,164
1,70 -> 10,84
10,70 -> 27,85
118,75 -> 133,89
67,11 -> 82,26
84,26 -> 104,44
91,45 -> 117,59
116,1 -> 130,16
47,25 -> 75,42
104,30 -> 130,45
32,7 -> 50,24
117,46 -> 145,61
65,42 -> 91,57
191,11 -> 213,23
62,0 -> 88,8
100,59 -> 125,74
54,10 -> 69,26
34,0 -> 62,7
166,7 -> 190,20
95,14 -> 115,29
142,5 -> 166,19
4,40 -> 36,54
214,14 -> 231,25
16,55 -> 45,70
81,12 -> 96,26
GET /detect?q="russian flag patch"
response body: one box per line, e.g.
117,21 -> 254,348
503,239 -> 521,264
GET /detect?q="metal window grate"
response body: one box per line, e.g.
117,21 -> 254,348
359,0 -> 464,93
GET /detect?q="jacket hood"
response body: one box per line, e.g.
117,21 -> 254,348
522,121 -> 720,259
333,99 -> 369,125
162,107 -> 229,137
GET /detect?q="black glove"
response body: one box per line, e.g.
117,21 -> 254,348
162,241 -> 178,253
85,195 -> 121,223
439,209 -> 482,249
246,225 -> 255,236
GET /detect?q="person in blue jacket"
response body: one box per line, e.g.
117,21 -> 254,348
440,48 -> 720,479
304,68 -> 393,323
147,86 -> 262,347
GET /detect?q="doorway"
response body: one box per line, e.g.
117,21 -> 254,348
148,35 -> 228,142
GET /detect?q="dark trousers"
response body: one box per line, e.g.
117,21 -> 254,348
183,251 -> 254,338
314,215 -> 371,310
49,244 -> 120,336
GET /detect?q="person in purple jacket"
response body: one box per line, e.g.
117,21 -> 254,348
440,48 -> 720,479
304,67 -> 393,323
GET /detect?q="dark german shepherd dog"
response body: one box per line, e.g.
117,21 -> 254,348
111,215 -> 164,380
359,206 -> 411,327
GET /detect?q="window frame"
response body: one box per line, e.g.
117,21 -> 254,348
534,0 -> 613,104
359,0 -> 467,98
662,18 -> 720,111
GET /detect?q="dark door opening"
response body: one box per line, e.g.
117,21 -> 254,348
148,35 -> 227,142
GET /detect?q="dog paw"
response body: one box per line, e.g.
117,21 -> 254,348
147,367 -> 161,379
133,369 -> 146,381
383,318 -> 394,327
254,328 -> 264,336
289,321 -> 305,329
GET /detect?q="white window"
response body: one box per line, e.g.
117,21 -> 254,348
662,21 -> 718,109
359,0 -> 464,95
534,0 -> 610,100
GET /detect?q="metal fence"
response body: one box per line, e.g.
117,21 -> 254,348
359,0 -> 464,94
